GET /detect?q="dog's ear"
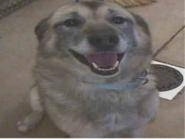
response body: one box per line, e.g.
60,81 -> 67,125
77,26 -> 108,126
35,17 -> 49,41
131,13 -> 150,36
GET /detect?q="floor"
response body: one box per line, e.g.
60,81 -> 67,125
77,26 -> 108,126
0,0 -> 184,137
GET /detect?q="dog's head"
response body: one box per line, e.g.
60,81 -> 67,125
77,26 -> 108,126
35,0 -> 152,80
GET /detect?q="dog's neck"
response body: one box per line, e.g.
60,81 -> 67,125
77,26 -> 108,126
82,70 -> 148,91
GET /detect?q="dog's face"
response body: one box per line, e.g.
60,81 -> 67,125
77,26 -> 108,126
35,0 -> 152,80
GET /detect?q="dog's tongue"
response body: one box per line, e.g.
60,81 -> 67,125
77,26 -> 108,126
85,52 -> 118,68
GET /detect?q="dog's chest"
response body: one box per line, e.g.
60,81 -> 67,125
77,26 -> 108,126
45,82 -> 142,130
39,75 -> 148,132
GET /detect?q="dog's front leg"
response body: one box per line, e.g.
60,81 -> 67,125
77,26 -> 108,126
17,86 -> 44,132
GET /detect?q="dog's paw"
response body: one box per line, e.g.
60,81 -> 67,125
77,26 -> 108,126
16,120 -> 31,133
16,112 -> 43,133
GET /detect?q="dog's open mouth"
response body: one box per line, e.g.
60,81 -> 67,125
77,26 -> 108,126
69,50 -> 124,76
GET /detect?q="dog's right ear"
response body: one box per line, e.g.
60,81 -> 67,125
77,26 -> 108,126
35,17 -> 49,41
131,13 -> 151,36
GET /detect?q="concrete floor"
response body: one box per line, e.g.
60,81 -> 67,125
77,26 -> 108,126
0,0 -> 184,137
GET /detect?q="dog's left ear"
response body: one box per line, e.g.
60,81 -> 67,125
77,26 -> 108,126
35,17 -> 49,41
131,13 -> 151,36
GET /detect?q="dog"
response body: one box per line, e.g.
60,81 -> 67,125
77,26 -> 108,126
17,0 -> 159,137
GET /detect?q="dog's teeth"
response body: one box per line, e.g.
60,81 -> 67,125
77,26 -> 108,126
114,61 -> 119,68
92,62 -> 98,69
92,61 -> 119,72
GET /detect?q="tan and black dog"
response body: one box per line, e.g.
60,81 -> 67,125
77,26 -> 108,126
17,0 -> 159,137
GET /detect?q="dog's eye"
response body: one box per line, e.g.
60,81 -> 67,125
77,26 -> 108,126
63,18 -> 82,27
111,16 -> 127,24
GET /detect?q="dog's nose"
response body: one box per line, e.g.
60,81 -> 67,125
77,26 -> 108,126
87,30 -> 119,51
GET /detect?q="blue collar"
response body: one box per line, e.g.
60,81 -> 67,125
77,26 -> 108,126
83,70 -> 148,91
95,79 -> 146,91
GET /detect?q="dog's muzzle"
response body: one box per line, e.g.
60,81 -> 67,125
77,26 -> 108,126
70,26 -> 125,76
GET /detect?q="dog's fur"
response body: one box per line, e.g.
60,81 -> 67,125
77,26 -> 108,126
17,0 -> 159,137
